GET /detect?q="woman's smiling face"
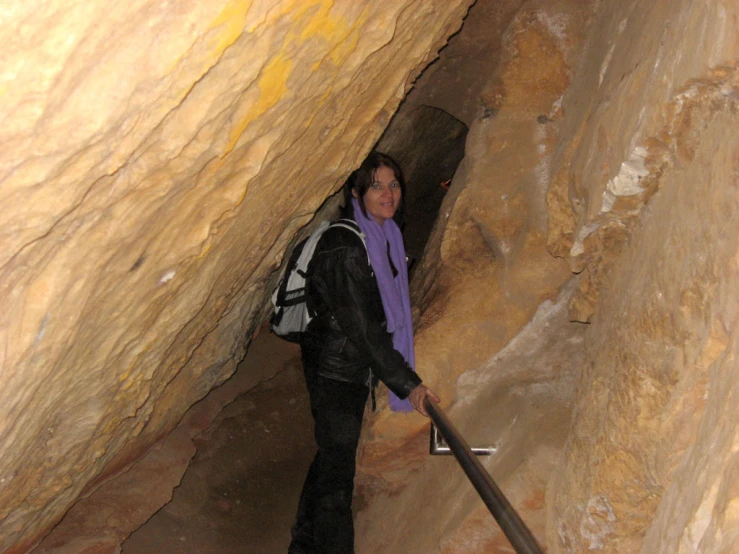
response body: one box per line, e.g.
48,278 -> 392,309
354,165 -> 401,226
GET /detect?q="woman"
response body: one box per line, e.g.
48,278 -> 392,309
288,152 -> 440,554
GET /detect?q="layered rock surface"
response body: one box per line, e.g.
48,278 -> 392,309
2,0 -> 739,552
356,0 -> 593,550
0,1 -> 473,551
356,0 -> 739,552
545,1 -> 739,552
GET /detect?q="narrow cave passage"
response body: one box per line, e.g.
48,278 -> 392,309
374,105 -> 468,265
35,1 -> 493,547
8,0 -> 737,552
123,1 -> 496,551
122,107 -> 469,553
30,0 -> 596,550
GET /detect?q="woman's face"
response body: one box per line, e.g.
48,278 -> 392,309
353,165 -> 402,226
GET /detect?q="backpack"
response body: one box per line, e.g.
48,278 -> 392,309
270,218 -> 366,342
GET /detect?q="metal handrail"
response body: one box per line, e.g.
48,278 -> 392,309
424,398 -> 544,554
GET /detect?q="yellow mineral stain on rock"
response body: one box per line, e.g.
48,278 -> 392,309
317,23 -> 361,70
209,0 -> 254,56
299,1 -> 365,66
118,365 -> 133,383
222,1 -> 365,155
225,53 -> 293,154
298,0 -> 343,41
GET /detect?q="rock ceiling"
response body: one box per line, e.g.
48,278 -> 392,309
1,1 -> 738,552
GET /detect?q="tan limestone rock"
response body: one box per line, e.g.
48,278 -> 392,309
550,105 -> 739,553
3,0 -> 738,552
545,0 -> 739,552
359,1 -> 739,552
355,1 -> 593,550
399,0 -> 528,127
0,1 -> 474,550
546,0 -> 739,323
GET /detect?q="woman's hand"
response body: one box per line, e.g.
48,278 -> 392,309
408,384 -> 441,417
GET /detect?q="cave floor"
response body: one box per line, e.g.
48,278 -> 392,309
118,303 -> 580,553
122,337 -> 314,554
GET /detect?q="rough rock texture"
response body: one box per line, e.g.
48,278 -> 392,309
356,0 -> 593,550
399,0 -> 528,127
0,2 -> 473,551
32,326 -> 298,554
545,1 -> 739,552
120,327 -> 308,554
358,0 -> 739,552
4,0 -> 739,552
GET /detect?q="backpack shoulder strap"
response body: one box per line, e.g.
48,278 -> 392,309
275,221 -> 330,300
330,218 -> 361,232
328,218 -> 368,263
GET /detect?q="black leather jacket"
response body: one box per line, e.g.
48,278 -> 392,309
301,221 -> 422,399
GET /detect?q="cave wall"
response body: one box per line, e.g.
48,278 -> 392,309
356,0 -> 739,552
3,0 -> 738,552
0,1 -> 474,551
356,0 -> 595,551
546,0 -> 739,552
399,0 -> 528,127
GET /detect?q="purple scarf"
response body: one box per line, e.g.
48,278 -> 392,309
352,198 -> 415,412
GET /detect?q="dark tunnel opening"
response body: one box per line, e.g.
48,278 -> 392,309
374,105 -> 468,267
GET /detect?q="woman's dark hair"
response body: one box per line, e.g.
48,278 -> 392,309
341,151 -> 406,227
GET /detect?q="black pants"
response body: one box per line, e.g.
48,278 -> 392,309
289,373 -> 369,554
